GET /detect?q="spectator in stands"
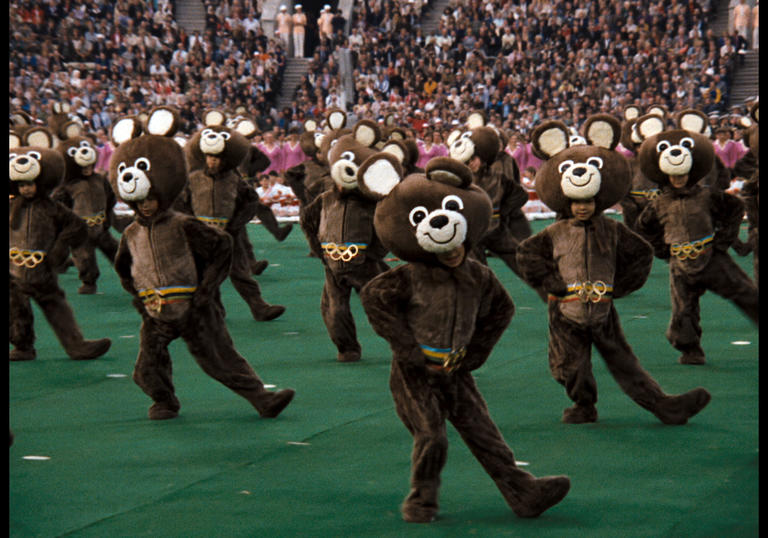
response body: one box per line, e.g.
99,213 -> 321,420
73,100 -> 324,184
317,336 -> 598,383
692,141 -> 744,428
292,4 -> 307,58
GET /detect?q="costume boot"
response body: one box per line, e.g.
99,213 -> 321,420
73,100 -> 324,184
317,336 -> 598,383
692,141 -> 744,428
651,388 -> 711,425
505,475 -> 571,518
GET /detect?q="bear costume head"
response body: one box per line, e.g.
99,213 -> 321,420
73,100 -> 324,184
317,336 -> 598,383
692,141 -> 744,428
9,138 -> 64,199
108,106 -> 186,215
364,157 -> 493,265
10,124 -> 56,152
326,120 -> 397,192
184,118 -> 250,175
741,101 -> 759,159
47,101 -> 84,143
634,113 -> 715,189
57,135 -> 99,181
620,104 -> 669,153
447,126 -> 500,168
531,114 -> 629,215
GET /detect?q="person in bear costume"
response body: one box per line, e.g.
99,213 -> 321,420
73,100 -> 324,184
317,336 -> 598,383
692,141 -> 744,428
447,124 -> 530,279
360,156 -> 571,523
51,134 -> 120,294
732,102 -> 759,285
283,117 -> 335,208
300,121 -> 401,362
634,113 -> 759,365
109,106 -> 295,420
10,133 -> 112,362
176,116 -> 286,322
516,115 -> 712,424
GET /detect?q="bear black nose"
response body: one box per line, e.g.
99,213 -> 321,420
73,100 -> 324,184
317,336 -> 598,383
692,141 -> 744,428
122,171 -> 134,181
670,148 -> 682,157
16,157 -> 28,165
430,215 -> 449,228
571,166 -> 586,176
345,166 -> 355,176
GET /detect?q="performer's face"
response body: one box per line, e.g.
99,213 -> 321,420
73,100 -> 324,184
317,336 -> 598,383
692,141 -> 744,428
571,199 -> 596,221
17,181 -> 37,199
436,245 -> 466,268
206,155 -> 223,174
668,174 -> 689,189
136,196 -> 159,218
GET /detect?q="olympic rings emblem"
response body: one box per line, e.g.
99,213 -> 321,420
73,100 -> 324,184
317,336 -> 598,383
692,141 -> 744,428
9,248 -> 46,268
322,242 -> 362,262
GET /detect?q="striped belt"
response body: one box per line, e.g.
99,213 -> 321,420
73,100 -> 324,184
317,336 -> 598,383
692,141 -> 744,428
492,206 -> 501,219
197,216 -> 229,228
550,280 -> 613,304
138,285 -> 197,313
321,242 -> 367,262
670,234 -> 713,260
9,247 -> 46,268
420,344 -> 466,372
82,211 -> 106,226
630,189 -> 660,200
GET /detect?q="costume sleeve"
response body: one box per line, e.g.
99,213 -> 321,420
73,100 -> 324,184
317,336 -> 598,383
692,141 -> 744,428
461,270 -> 514,371
284,163 -> 309,205
516,230 -> 568,297
172,184 -> 193,215
49,202 -> 88,263
732,150 -> 758,180
102,176 -> 118,228
360,266 -> 424,366
710,189 -> 745,251
300,193 -> 326,261
182,216 -> 233,306
636,201 -> 670,260
740,170 -> 759,235
114,235 -> 147,316
712,156 -> 732,191
499,169 -> 529,218
50,185 -> 73,208
612,222 -> 653,299
226,178 -> 259,233
245,146 -> 271,176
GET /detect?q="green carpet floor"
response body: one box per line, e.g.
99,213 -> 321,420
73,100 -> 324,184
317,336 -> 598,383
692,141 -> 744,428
9,219 -> 759,537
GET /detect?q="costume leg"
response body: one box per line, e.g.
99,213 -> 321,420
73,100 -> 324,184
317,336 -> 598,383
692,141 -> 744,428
96,228 -> 119,263
703,250 -> 758,323
254,201 -> 292,241
321,268 -> 361,361
133,316 -> 181,419
181,302 -> 294,418
34,282 -> 111,360
236,228 -> 269,275
449,372 -> 570,518
667,264 -> 707,363
9,278 -> 36,360
71,239 -> 100,293
506,212 -> 532,243
389,361 -> 448,523
228,237 -> 285,321
593,306 -> 710,424
548,305 -> 598,422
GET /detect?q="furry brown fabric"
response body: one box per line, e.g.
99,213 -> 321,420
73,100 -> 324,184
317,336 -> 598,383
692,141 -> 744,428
361,162 -> 570,521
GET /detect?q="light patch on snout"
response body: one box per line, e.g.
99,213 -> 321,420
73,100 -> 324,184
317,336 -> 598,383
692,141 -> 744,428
559,158 -> 602,200
69,142 -> 97,167
414,209 -> 467,253
199,128 -> 229,155
9,152 -> 42,181
116,160 -> 152,201
449,134 -> 475,163
657,139 -> 694,176
331,154 -> 359,190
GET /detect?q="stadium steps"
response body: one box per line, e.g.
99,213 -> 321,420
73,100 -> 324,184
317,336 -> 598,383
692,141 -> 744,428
276,57 -> 310,111
421,0 -> 452,36
175,0 -> 206,33
728,50 -> 759,106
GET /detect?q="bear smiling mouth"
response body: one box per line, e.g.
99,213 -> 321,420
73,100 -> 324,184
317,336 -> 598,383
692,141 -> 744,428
663,155 -> 686,166
568,171 -> 595,187
425,222 -> 459,244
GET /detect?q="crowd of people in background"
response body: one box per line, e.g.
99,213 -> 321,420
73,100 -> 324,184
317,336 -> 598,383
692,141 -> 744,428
9,0 -> 759,209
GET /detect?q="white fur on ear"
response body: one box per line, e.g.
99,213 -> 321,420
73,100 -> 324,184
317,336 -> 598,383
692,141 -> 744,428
174,136 -> 187,147
382,143 -> 406,163
112,117 -> 138,146
9,133 -> 21,149
235,119 -> 258,138
445,129 -> 462,147
362,157 -> 400,198
355,124 -> 377,147
63,122 -> 84,139
647,105 -> 666,118
328,111 -> 346,130
304,119 -> 317,132
10,113 -> 29,126
585,120 -> 615,148
25,129 -> 54,149
467,112 -> 485,129
636,116 -> 665,140
147,108 -> 176,136
537,127 -> 569,157
204,109 -> 225,126
678,113 -> 707,134
624,106 -> 640,120
739,117 -> 753,128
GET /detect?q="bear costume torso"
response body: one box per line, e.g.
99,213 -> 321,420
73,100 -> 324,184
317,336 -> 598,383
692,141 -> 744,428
187,169 -> 241,226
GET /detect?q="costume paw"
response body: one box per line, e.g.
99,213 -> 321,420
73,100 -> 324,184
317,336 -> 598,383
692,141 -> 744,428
653,388 -> 711,425
512,475 -> 571,518
561,403 -> 598,424
258,389 -> 295,418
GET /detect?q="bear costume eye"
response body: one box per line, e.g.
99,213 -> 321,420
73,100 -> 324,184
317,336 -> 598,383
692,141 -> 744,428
558,159 -> 574,174
220,132 -> 231,140
67,147 -> 78,157
340,151 -> 355,161
135,158 -> 151,171
680,137 -> 695,149
202,128 -> 214,137
9,153 -> 17,161
586,157 -> 603,169
460,132 -> 472,140
117,162 -> 127,173
409,206 -> 428,226
27,151 -> 41,160
656,141 -> 670,153
80,141 -> 91,149
442,195 -> 464,211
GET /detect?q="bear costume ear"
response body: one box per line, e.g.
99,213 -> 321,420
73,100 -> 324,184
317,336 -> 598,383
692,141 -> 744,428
146,106 -> 180,137
326,108 -> 347,130
9,131 -> 22,149
425,156 -> 473,188
445,128 -> 462,147
10,111 -> 32,127
354,119 -> 381,148
24,127 -> 55,149
203,108 -> 227,127
646,104 -> 668,120
384,113 -> 396,127
304,118 -> 318,133
466,111 -> 486,130
61,120 -> 84,140
381,140 -> 407,164
531,120 -> 570,160
583,114 -> 621,149
234,117 -> 259,139
234,105 -> 247,116
357,152 -> 404,200
675,109 -> 709,134
633,113 -> 666,143
111,116 -> 144,147
623,104 -> 641,121
174,135 -> 187,148
750,101 -> 759,124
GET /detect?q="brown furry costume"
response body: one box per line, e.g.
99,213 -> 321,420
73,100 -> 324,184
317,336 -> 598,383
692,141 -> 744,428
109,107 -> 295,420
516,117 -> 711,424
634,115 -> 758,365
301,122 -> 401,362
732,103 -> 759,285
448,125 -> 529,277
51,135 -> 119,294
360,157 -> 570,523
9,139 -> 111,362
177,121 -> 285,322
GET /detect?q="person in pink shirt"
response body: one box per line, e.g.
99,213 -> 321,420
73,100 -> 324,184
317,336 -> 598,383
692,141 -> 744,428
256,130 -> 284,175
94,129 -> 114,175
713,126 -> 749,170
416,129 -> 448,169
281,127 -> 308,171
509,133 -> 543,173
